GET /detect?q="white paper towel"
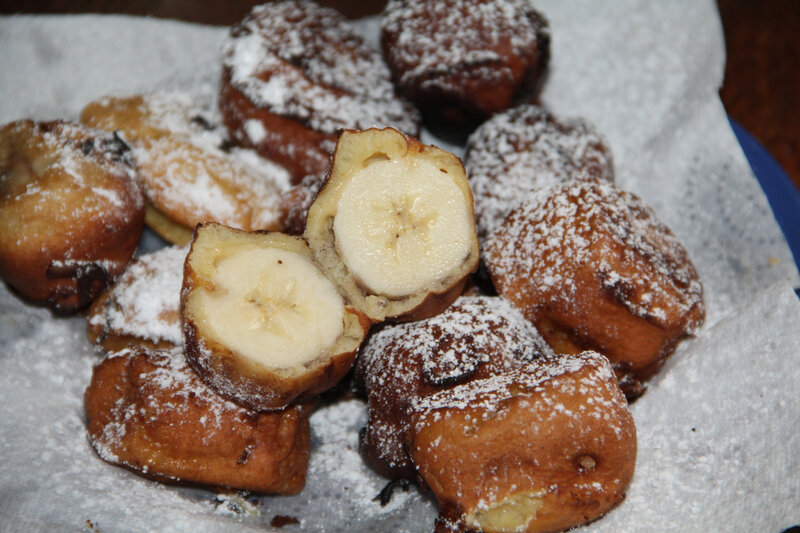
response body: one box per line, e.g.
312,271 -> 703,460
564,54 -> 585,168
1,2 -> 798,531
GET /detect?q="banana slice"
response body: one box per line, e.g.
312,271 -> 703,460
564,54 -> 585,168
182,223 -> 371,411
305,128 -> 480,322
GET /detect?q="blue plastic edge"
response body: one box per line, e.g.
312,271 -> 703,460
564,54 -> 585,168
728,118 -> 800,286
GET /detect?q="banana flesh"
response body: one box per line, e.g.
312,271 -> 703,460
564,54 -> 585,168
193,245 -> 344,369
333,155 -> 474,298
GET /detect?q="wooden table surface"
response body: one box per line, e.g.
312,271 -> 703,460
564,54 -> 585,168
2,0 -> 798,192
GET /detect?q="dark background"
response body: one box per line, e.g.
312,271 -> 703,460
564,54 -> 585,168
1,0 -> 798,192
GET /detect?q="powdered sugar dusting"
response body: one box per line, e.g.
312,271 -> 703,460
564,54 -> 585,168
1,120 -> 143,239
0,120 -> 144,311
411,351 -> 614,415
223,1 -> 418,135
89,92 -> 290,232
486,180 -> 704,328
88,245 -> 186,346
382,0 -> 549,91
362,296 -> 552,389
465,104 -> 614,240
1,5 -> 799,531
0,300 -> 246,532
358,295 -> 554,475
243,118 -> 266,144
307,398 -> 413,514
406,350 -> 635,532
125,91 -> 200,137
89,346 -> 281,466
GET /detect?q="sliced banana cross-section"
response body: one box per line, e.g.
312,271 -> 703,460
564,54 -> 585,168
305,128 -> 480,322
198,246 -> 344,368
333,154 -> 473,297
182,223 -> 371,411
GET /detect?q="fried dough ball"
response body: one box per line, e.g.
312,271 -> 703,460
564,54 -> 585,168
356,295 -> 552,479
465,104 -> 614,241
182,224 -> 372,412
357,296 -> 635,532
0,120 -> 144,313
485,180 -> 705,398
87,245 -> 186,353
304,127 -> 480,323
219,1 -> 420,184
81,93 -> 291,245
84,346 -> 311,494
381,0 -> 550,127
413,352 -> 636,533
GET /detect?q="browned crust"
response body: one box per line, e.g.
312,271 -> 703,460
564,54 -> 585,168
409,355 -> 636,533
387,275 -> 469,323
84,347 -> 311,494
533,293 -> 699,388
219,67 -> 333,184
0,120 -> 144,314
485,181 -> 705,393
0,219 -> 142,314
381,0 -> 550,126
278,173 -> 327,236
